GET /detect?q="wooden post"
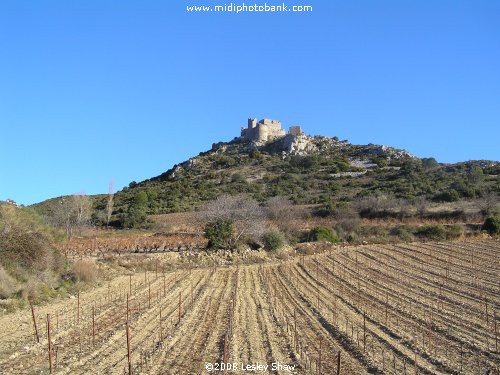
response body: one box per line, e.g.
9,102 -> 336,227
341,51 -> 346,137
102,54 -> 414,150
126,293 -> 129,322
494,310 -> 498,353
385,292 -> 388,325
223,334 -> 228,374
363,311 -> 366,352
382,348 -> 385,370
77,290 -> 80,324
47,314 -> 53,374
336,351 -> 341,375
159,307 -> 162,341
178,292 -> 181,324
126,321 -> 132,375
148,282 -> 151,309
29,299 -> 40,343
317,336 -> 322,375
129,275 -> 132,295
92,306 -> 96,348
486,298 -> 489,327
460,346 -> 463,373
163,274 -> 166,298
294,309 -> 297,349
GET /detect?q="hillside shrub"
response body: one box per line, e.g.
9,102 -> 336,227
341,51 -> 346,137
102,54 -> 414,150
120,190 -> 148,228
415,224 -> 446,240
390,226 -> 415,242
0,231 -> 52,273
483,216 -> 500,235
265,196 -> 300,240
309,226 -> 341,243
433,189 -> 460,202
314,201 -> 353,219
204,219 -> 234,249
263,230 -> 286,252
290,155 -> 319,171
0,203 -> 66,300
200,194 -> 264,248
345,232 -> 358,243
445,224 -> 463,240
231,173 -> 246,183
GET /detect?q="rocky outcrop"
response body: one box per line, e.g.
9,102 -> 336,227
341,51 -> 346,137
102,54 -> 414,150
264,134 -> 317,156
361,144 -> 415,159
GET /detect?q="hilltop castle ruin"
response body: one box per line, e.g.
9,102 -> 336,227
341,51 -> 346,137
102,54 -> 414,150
241,118 -> 302,144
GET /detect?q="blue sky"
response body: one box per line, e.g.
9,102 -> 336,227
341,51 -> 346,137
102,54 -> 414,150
1,1 -> 499,205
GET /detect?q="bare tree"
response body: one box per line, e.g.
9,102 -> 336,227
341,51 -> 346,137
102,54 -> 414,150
198,194 -> 265,248
478,191 -> 499,217
413,196 -> 428,219
73,193 -> 92,235
48,193 -> 92,238
265,196 -> 300,237
106,180 -> 114,227
50,197 -> 77,238
354,194 -> 392,214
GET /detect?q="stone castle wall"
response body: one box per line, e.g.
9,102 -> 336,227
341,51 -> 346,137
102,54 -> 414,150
241,118 -> 301,144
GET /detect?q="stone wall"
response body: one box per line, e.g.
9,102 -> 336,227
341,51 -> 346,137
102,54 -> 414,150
241,118 -> 286,144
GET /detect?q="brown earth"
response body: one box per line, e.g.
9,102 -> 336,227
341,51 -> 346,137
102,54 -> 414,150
0,239 -> 498,374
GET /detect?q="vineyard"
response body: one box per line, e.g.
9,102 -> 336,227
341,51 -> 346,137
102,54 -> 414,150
0,239 -> 498,374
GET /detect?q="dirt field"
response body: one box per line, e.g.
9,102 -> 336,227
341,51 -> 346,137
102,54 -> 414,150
0,239 -> 498,374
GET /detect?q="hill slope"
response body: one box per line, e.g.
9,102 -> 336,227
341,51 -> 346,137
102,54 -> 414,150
106,132 -> 498,219
32,128 -> 499,226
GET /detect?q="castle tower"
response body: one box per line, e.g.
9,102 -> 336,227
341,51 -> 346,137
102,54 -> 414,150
257,124 -> 269,142
289,126 -> 302,136
248,118 -> 257,128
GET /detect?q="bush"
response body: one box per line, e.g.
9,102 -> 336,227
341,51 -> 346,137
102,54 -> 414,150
231,173 -> 246,183
0,203 -> 66,300
345,232 -> 358,243
200,194 -> 265,247
390,226 -> 415,242
120,190 -> 149,228
309,226 -> 341,243
0,231 -> 51,271
415,225 -> 446,240
290,155 -> 319,171
204,219 -> 234,249
72,261 -> 98,283
434,189 -> 460,202
314,201 -> 354,219
445,224 -> 463,240
483,216 -> 500,235
265,196 -> 300,240
263,230 -> 286,252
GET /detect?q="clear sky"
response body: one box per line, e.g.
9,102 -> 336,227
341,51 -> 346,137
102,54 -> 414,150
1,1 -> 499,205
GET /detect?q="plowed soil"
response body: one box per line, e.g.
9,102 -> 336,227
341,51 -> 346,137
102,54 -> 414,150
0,239 -> 498,374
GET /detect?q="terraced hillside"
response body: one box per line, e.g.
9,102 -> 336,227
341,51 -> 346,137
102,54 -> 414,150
0,240 -> 498,374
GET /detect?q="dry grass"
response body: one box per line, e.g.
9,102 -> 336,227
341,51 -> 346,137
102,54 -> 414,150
72,260 -> 98,283
0,266 -> 18,299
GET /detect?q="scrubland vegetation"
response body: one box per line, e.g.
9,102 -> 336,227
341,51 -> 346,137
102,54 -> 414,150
1,138 -> 498,374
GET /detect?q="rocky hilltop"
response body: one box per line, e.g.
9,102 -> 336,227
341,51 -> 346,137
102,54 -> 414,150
32,117 -> 499,221
172,117 -> 415,180
234,117 -> 415,158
